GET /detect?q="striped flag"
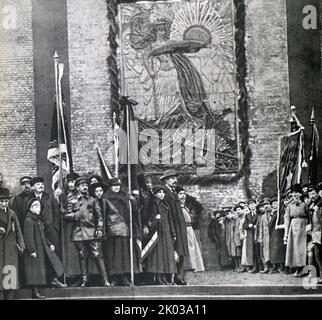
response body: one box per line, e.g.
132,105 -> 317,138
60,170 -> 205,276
47,62 -> 72,199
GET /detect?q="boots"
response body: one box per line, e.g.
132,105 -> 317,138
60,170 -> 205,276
269,264 -> 278,274
32,286 -> 45,299
95,257 -> 110,287
121,274 -> 131,286
261,263 -> 269,273
80,259 -> 88,287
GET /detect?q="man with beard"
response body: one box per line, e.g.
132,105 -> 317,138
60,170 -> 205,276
24,177 -> 66,288
308,185 -> 322,283
161,170 -> 188,285
12,176 -> 32,287
12,176 -> 32,228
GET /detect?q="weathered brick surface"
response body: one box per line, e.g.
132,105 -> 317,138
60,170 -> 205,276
67,0 -> 113,176
245,0 -> 290,195
66,0 -> 290,270
0,1 -> 37,193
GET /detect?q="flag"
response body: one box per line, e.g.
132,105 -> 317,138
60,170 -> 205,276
308,107 -> 319,185
94,140 -> 113,182
47,62 -> 72,199
277,129 -> 304,225
119,96 -> 140,191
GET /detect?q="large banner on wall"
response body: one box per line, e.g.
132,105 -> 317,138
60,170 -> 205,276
118,0 -> 239,174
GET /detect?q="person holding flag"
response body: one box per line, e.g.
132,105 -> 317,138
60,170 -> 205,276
103,178 -> 142,286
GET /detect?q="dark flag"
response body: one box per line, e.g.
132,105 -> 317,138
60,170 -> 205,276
308,107 -> 319,185
94,140 -> 113,182
47,62 -> 72,199
119,96 -> 140,191
277,129 -> 304,225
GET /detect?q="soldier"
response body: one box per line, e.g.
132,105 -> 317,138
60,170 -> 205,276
161,170 -> 189,285
65,176 -> 110,287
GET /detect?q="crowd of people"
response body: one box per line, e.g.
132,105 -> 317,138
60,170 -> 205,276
1,167 -> 322,299
0,169 -> 205,299
208,183 -> 322,281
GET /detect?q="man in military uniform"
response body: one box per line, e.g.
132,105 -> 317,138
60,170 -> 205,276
65,176 -> 110,287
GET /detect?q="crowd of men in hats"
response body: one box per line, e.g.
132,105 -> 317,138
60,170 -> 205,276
208,183 -> 322,282
0,169 -> 204,299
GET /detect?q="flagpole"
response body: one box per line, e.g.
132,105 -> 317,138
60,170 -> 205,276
126,103 -> 135,287
113,112 -> 119,178
309,107 -> 316,184
54,51 -> 66,285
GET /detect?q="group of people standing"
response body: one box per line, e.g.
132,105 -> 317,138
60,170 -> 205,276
208,183 -> 322,282
0,169 -> 204,299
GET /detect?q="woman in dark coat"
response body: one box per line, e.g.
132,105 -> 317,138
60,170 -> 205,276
0,188 -> 25,291
144,185 -> 177,284
102,178 -> 142,286
24,198 -> 64,299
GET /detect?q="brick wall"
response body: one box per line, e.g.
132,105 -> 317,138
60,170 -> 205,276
245,0 -> 290,194
67,0 -> 113,176
0,0 -> 37,193
66,0 -> 290,270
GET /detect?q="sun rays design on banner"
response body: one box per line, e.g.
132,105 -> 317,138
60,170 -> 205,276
159,0 -> 232,53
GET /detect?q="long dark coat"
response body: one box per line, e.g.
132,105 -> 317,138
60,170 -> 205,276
24,192 -> 60,251
103,189 -> 142,275
241,211 -> 258,266
0,209 -> 25,290
207,219 -> 231,268
23,212 -> 64,286
145,198 -> 177,274
163,186 -> 189,256
12,191 -> 30,228
268,211 -> 286,264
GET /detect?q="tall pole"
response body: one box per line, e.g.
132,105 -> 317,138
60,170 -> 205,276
54,51 -> 66,285
113,112 -> 119,178
126,103 -> 135,287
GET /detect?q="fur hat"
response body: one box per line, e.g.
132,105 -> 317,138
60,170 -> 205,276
31,177 -> 44,186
